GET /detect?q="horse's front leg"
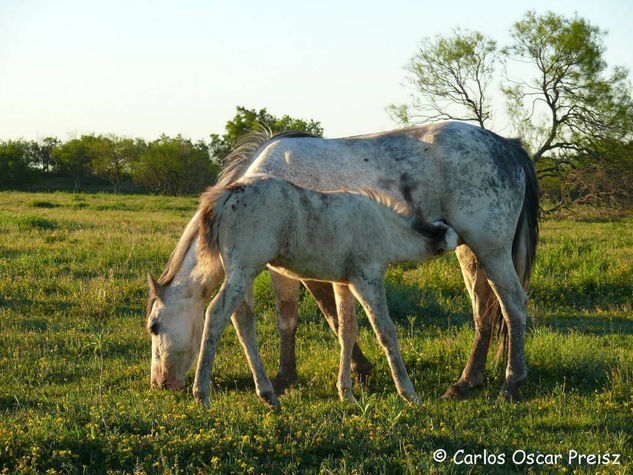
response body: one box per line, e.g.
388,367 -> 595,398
442,244 -> 494,399
302,280 -> 374,384
269,269 -> 300,393
349,273 -> 420,405
193,270 -> 257,407
333,283 -> 357,403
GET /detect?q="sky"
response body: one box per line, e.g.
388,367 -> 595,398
1,0 -> 632,141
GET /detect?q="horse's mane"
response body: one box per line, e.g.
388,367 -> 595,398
158,211 -> 201,286
217,129 -> 318,186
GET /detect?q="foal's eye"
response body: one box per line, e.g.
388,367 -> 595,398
149,321 -> 160,335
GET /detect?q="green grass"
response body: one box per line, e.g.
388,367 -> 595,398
0,191 -> 631,474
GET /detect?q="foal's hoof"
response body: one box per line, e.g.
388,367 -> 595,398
441,381 -> 482,400
400,392 -> 421,406
259,390 -> 281,411
272,372 -> 299,395
193,389 -> 210,408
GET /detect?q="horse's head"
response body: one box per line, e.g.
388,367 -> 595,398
146,272 -> 203,390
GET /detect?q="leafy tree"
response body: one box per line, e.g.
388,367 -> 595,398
88,135 -> 145,193
27,137 -> 60,173
387,29 -> 498,128
389,11 -> 633,208
209,107 -> 323,163
52,136 -> 98,190
0,140 -> 33,187
130,135 -> 220,195
503,11 -> 633,180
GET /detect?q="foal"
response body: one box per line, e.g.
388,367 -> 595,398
192,177 -> 457,407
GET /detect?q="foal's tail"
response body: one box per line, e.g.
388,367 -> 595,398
492,139 -> 540,366
197,184 -> 235,263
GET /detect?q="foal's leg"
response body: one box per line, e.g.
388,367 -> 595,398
333,283 -> 357,403
349,274 -> 420,405
193,271 -> 257,407
303,280 -> 373,384
269,270 -> 300,393
442,244 -> 495,399
476,247 -> 528,401
231,289 -> 279,409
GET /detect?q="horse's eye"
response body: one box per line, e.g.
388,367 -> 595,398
149,321 -> 160,335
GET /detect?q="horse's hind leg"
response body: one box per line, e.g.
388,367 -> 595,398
476,247 -> 528,401
349,274 -> 420,405
303,280 -> 373,384
232,290 -> 280,409
333,283 -> 357,403
193,270 -> 258,406
269,270 -> 300,393
442,244 -> 494,399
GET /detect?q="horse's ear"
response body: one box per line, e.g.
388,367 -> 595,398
147,272 -> 164,299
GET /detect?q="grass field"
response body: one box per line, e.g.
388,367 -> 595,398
0,191 -> 631,474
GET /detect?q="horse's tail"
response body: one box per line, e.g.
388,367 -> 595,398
492,138 -> 540,366
197,184 -> 235,263
217,130 -> 318,187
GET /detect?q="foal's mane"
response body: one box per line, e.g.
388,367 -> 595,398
354,188 -> 446,240
354,188 -> 412,218
158,212 -> 200,286
158,130 -> 318,286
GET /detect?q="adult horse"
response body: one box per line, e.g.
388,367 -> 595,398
147,121 -> 538,401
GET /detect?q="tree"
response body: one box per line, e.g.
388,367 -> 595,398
209,107 -> 323,164
389,11 -> 633,208
130,135 -> 220,195
503,11 -> 633,182
0,140 -> 33,188
53,136 -> 104,190
27,137 -> 60,173
88,135 -> 145,193
387,29 -> 498,128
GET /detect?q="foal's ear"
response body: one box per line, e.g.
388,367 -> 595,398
147,272 -> 164,299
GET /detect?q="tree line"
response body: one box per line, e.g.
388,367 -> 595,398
0,107 -> 323,195
2,11 -> 632,208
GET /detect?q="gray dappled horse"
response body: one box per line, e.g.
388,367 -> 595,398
146,121 -> 538,401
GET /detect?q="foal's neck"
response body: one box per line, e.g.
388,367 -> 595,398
383,212 -> 433,264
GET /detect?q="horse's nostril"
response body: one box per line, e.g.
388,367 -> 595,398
149,321 -> 160,335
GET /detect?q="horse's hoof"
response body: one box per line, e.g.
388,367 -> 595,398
351,359 -> 373,387
441,381 -> 476,400
272,372 -> 298,395
501,384 -> 522,402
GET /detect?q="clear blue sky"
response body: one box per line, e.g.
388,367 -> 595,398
1,0 -> 631,141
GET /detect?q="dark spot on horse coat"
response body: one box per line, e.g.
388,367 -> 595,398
399,172 -> 416,205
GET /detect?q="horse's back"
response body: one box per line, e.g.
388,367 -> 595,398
244,122 -> 529,248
